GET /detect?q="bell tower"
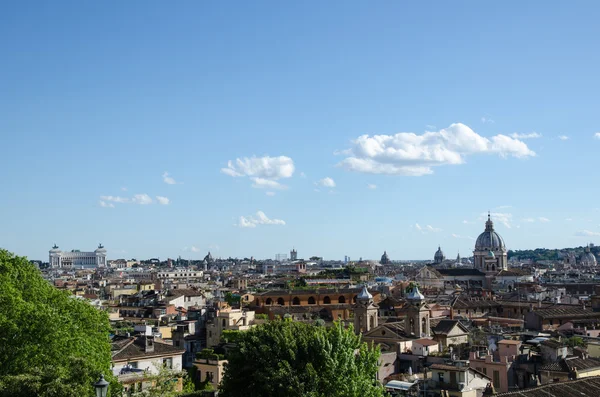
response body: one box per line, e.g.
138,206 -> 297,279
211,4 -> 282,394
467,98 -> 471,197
354,286 -> 378,334
405,285 -> 430,337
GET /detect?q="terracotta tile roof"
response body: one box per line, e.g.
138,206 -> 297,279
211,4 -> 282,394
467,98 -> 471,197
112,336 -> 185,362
414,338 -> 439,346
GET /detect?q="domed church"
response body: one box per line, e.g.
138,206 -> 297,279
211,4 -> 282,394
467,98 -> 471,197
473,213 -> 508,273
434,246 -> 445,264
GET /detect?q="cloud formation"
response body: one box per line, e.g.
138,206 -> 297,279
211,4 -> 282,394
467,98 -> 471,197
156,196 -> 170,205
237,211 -> 286,228
100,193 -> 155,205
510,132 -> 542,139
367,184 -> 377,189
558,135 -> 569,140
317,177 -> 336,188
575,230 -> 600,237
414,223 -> 442,233
221,155 -> 294,189
594,132 -> 600,140
99,201 -> 115,208
336,123 -> 535,176
452,233 -> 475,240
162,172 -> 179,185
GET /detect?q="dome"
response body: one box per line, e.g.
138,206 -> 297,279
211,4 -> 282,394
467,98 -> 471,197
581,246 -> 597,266
434,246 -> 445,263
95,243 -> 107,253
357,285 -> 373,301
487,250 -> 495,258
475,214 -> 506,250
406,285 -> 425,301
50,244 -> 60,253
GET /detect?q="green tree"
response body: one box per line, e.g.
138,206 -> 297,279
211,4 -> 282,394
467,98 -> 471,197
129,364 -> 192,397
0,249 -> 117,396
219,320 -> 384,397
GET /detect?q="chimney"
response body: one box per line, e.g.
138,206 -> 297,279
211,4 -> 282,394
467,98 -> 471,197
144,335 -> 155,353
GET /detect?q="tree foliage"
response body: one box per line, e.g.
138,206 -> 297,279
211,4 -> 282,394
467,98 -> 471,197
0,249 -> 116,396
219,320 -> 384,397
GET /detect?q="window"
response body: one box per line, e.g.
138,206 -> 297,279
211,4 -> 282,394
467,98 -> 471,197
292,297 -> 300,305
163,358 -> 173,369
206,372 -> 214,382
277,297 -> 285,305
323,296 -> 331,304
338,296 -> 346,304
493,370 -> 500,388
438,373 -> 444,382
308,296 -> 316,305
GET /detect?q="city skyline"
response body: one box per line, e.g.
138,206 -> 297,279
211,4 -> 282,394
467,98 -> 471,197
2,2 -> 600,261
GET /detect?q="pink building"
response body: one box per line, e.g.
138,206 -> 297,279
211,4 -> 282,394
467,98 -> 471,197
469,345 -> 518,393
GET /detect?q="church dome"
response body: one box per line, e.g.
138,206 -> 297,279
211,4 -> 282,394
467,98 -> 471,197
357,285 -> 373,301
475,214 -> 506,250
95,243 -> 107,253
434,246 -> 445,263
581,245 -> 597,266
406,285 -> 425,301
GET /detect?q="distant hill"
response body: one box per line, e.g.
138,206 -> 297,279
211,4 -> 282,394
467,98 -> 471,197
508,245 -> 599,262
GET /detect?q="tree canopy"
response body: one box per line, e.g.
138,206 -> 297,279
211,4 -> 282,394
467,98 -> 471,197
0,249 -> 115,396
219,320 -> 384,397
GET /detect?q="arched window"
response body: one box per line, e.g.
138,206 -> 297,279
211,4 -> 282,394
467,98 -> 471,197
369,315 -> 375,329
353,295 -> 357,303
266,298 -> 273,305
254,299 -> 260,306
292,297 -> 300,305
338,296 -> 346,304
222,319 -> 227,327
277,297 -> 284,305
308,296 -> 316,305
323,296 -> 331,304
410,318 -> 415,335
422,317 -> 427,335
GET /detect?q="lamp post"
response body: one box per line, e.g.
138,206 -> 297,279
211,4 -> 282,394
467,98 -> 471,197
93,374 -> 109,397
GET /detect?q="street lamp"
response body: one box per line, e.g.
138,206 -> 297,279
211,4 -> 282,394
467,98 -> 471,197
93,374 -> 109,397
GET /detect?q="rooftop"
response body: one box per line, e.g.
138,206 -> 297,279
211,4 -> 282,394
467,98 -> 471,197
495,376 -> 600,397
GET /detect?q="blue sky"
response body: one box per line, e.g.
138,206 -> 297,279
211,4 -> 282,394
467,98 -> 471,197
2,1 -> 600,261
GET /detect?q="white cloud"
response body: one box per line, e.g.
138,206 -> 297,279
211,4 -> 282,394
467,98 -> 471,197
481,117 -> 495,124
100,193 -> 157,205
162,171 -> 180,185
221,155 -> 294,189
510,132 -> 542,139
413,223 -> 441,233
100,195 -> 130,203
522,218 -> 535,223
538,217 -> 550,222
99,201 -> 114,208
336,123 -> 535,176
251,177 -> 287,190
367,183 -> 377,190
237,211 -> 286,228
265,191 -> 276,196
575,230 -> 600,237
558,135 -> 569,140
452,233 -> 475,240
191,246 -> 200,252
481,212 -> 513,228
132,194 -> 153,205
317,177 -> 336,188
221,156 -> 294,179
425,125 -> 436,130
156,196 -> 170,205
594,132 -> 600,140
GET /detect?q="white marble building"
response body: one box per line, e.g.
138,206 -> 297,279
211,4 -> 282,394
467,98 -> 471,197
49,243 -> 107,268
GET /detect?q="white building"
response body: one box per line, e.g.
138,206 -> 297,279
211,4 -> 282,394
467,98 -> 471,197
49,244 -> 107,268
